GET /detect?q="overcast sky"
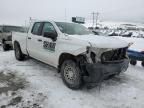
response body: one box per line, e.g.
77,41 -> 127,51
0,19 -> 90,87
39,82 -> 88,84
0,0 -> 144,25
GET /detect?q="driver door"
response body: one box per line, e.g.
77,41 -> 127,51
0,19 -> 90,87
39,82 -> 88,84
40,22 -> 58,66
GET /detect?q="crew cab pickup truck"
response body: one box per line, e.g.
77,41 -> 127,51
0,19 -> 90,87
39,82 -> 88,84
12,20 -> 129,89
0,25 -> 25,51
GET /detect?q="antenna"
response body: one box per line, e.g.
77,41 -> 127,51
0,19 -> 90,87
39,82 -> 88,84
29,17 -> 32,23
65,8 -> 67,22
25,20 -> 27,32
64,8 -> 67,36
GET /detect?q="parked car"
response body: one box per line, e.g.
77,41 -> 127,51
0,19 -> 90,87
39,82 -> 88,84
12,20 -> 129,89
108,32 -> 119,36
128,49 -> 144,67
92,30 -> 104,35
0,25 -> 25,51
121,31 -> 132,37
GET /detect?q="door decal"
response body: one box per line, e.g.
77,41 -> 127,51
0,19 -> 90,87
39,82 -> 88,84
43,41 -> 56,52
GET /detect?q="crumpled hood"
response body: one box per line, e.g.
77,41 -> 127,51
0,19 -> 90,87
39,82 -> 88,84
69,34 -> 129,49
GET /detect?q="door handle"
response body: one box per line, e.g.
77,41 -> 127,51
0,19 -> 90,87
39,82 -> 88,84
37,39 -> 42,42
28,37 -> 31,39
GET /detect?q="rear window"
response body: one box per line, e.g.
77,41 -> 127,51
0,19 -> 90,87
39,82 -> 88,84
31,22 -> 42,35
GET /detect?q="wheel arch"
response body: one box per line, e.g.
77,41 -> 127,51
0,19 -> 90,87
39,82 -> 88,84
58,53 -> 87,72
58,53 -> 76,67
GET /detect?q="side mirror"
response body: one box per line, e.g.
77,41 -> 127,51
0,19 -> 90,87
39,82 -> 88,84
43,32 -> 57,41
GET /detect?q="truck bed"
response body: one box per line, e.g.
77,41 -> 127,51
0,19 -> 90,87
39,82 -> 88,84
12,32 -> 28,54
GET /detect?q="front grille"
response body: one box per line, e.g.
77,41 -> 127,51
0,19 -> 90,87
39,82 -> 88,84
101,47 -> 127,63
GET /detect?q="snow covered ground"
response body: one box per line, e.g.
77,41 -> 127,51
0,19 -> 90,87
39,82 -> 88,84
0,40 -> 144,108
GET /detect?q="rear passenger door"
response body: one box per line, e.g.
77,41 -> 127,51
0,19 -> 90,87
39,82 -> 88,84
27,22 -> 44,60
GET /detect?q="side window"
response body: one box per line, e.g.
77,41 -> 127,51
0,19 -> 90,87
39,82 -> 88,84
42,22 -> 56,34
0,26 -> 2,33
31,22 -> 42,35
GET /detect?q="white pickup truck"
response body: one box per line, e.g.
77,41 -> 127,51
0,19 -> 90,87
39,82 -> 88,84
12,20 -> 129,89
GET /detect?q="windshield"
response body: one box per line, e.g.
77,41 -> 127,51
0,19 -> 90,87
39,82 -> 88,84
3,26 -> 24,33
55,22 -> 93,35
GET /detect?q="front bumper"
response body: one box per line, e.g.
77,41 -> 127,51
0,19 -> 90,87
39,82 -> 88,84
83,59 -> 129,84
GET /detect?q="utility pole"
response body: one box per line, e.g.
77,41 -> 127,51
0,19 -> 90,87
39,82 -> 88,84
91,12 -> 100,29
95,12 -> 99,28
91,12 -> 95,28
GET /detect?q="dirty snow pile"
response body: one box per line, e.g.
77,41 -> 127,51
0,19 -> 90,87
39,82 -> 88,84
0,38 -> 144,108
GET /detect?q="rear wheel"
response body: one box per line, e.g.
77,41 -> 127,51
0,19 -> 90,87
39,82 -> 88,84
130,59 -> 137,65
60,60 -> 83,90
14,42 -> 25,61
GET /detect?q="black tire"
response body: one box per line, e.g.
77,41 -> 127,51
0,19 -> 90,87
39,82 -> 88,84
141,61 -> 144,67
130,59 -> 137,65
14,42 -> 25,61
60,60 -> 83,90
2,42 -> 9,51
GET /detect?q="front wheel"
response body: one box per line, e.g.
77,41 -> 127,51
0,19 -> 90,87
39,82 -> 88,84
60,60 -> 83,90
14,42 -> 25,61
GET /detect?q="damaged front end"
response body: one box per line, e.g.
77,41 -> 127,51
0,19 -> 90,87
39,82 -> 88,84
80,46 -> 129,85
